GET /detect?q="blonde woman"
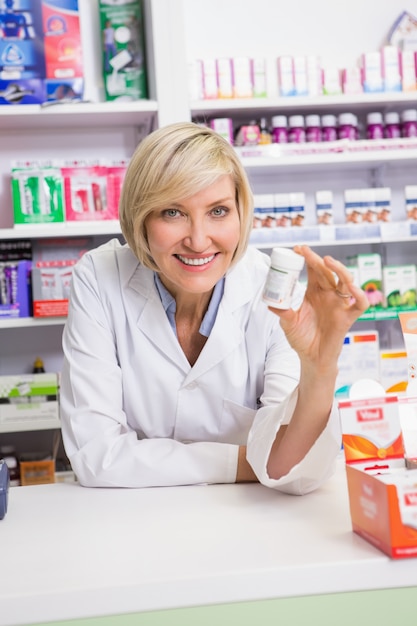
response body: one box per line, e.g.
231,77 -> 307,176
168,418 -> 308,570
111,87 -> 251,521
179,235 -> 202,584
60,122 -> 368,491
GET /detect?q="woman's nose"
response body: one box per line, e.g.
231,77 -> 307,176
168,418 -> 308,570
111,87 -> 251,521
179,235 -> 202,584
183,220 -> 211,251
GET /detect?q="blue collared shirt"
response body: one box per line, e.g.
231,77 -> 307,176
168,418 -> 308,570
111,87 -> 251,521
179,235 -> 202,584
154,273 -> 225,338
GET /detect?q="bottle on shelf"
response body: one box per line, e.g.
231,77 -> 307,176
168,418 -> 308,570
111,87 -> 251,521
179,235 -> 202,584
305,114 -> 321,142
338,112 -> 358,140
33,357 -> 45,373
271,115 -> 288,143
366,112 -> 384,140
384,111 -> 401,139
288,115 -> 306,143
321,114 -> 337,142
258,117 -> 272,145
401,109 -> 417,138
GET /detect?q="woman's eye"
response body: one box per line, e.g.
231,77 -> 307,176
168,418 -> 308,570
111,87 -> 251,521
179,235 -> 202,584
162,208 -> 181,218
211,206 -> 228,217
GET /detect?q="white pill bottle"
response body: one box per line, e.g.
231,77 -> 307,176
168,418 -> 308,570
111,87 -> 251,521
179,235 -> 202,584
262,247 -> 305,309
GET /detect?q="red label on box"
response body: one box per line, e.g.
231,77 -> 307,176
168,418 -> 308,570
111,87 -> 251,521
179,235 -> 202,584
33,300 -> 68,317
357,407 -> 383,422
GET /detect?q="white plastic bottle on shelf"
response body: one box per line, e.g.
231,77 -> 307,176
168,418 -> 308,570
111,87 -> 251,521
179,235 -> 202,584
305,114 -> 321,142
383,111 -> 401,139
271,115 -> 288,143
401,109 -> 417,138
337,112 -> 358,140
288,115 -> 306,143
366,112 -> 384,140
321,114 -> 337,142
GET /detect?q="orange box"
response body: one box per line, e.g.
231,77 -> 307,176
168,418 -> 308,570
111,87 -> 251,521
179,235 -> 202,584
339,395 -> 417,559
20,460 -> 55,486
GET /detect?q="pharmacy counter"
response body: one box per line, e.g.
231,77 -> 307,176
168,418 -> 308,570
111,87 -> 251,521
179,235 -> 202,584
1,458 -> 416,626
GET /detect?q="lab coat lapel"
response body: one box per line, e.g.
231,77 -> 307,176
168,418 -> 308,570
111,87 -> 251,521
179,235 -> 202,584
127,262 -> 191,373
125,251 -> 257,380
185,257 -> 254,383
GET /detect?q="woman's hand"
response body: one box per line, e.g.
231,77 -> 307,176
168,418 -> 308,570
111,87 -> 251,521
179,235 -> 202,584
268,245 -> 369,371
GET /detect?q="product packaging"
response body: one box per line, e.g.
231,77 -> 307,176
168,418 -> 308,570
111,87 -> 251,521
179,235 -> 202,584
209,118 -> 234,144
357,253 -> 383,308
105,159 -> 129,216
292,56 -> 308,96
31,259 -> 76,317
216,58 -> 233,98
361,52 -> 384,93
289,192 -> 305,227
99,0 -> 148,102
11,160 -> 65,226
200,58 -> 218,99
0,1 -> 45,82
30,236 -> 91,317
277,56 -> 295,97
381,45 -> 402,92
251,58 -> 267,98
0,260 -> 32,319
342,67 -> 363,94
41,0 -> 84,103
20,456 -> 55,486
0,0 -> 84,105
0,372 -> 60,433
231,57 -> 253,98
315,190 -> 334,225
399,311 -> 417,397
321,66 -> 342,95
383,265 -> 417,308
339,391 -> 417,559
400,50 -> 417,91
335,331 -> 380,398
62,160 -> 115,223
253,194 -> 275,229
380,350 -> 408,394
405,185 -> 417,221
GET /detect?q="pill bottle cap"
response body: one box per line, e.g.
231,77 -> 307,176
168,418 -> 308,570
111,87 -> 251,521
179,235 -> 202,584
338,112 -> 357,126
272,115 -> 287,127
288,115 -> 304,127
384,111 -> 399,124
270,247 -> 305,271
321,114 -> 337,127
305,114 -> 320,127
402,109 -> 417,122
367,111 -> 383,124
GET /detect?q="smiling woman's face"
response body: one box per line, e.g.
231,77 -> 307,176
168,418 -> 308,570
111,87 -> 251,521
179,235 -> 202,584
144,175 -> 240,299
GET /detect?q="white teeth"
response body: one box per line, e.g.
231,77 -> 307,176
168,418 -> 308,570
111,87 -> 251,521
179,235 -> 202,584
177,254 -> 215,266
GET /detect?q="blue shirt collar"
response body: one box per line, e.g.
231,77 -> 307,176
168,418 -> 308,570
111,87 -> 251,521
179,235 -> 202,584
153,273 -> 225,338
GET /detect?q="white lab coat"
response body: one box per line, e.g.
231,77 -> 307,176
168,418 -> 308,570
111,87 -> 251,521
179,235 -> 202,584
60,239 -> 341,492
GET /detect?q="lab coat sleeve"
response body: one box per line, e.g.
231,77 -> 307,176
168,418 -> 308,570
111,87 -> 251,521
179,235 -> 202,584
60,253 -> 239,488
246,389 -> 342,495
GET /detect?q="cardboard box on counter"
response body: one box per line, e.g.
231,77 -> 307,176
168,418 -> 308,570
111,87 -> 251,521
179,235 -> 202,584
339,393 -> 417,559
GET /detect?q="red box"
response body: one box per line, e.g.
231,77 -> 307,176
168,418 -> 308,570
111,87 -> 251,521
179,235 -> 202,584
339,395 -> 417,559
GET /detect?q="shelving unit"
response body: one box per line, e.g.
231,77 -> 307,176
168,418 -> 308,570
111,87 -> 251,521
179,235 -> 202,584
0,0 -> 416,445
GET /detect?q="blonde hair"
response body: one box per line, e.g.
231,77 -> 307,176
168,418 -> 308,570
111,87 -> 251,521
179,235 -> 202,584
119,122 -> 254,270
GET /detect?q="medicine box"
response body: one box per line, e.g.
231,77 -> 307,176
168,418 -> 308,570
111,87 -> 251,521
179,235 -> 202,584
20,458 -> 55,486
0,373 -> 60,433
31,260 -> 75,317
0,260 -> 32,319
339,394 -> 417,559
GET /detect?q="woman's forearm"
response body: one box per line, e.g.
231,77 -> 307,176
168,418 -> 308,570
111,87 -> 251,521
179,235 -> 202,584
266,364 -> 338,479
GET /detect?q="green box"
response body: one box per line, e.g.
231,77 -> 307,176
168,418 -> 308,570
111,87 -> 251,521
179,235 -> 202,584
99,0 -> 148,102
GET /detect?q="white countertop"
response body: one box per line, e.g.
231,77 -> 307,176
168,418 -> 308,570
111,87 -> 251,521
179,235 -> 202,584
1,457 -> 417,626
